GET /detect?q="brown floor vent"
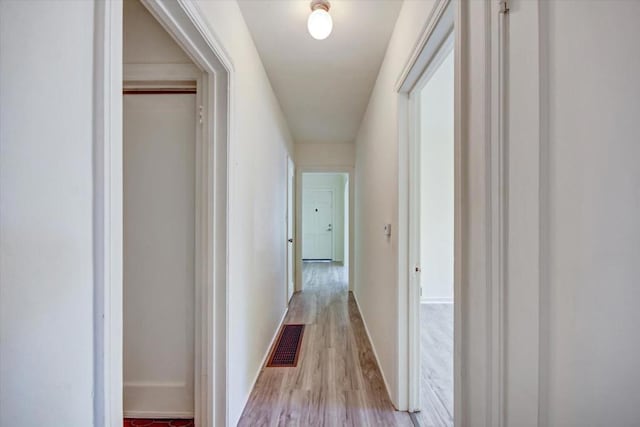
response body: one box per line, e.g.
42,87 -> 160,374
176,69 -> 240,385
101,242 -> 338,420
267,324 -> 305,367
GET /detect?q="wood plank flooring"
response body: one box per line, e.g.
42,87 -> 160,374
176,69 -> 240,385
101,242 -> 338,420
414,304 -> 453,427
238,262 -> 413,427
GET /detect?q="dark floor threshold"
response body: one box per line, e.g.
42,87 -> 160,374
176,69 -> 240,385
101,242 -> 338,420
409,411 -> 421,427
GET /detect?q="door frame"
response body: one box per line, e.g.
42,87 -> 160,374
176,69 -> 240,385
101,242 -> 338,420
396,0 -> 460,419
93,1 -> 232,426
285,155 -> 295,304
408,32 -> 455,413
396,0 -> 510,423
295,167 -> 354,292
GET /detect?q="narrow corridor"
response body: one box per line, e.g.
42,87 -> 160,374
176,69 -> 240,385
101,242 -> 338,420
238,262 -> 412,426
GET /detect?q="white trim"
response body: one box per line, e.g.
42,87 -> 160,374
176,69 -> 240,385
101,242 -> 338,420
406,31 -> 455,414
489,0 -> 507,424
538,2 -> 551,423
285,154 -> 295,306
239,308 -> 289,418
396,86 -> 411,412
451,1 -> 464,424
395,0 -> 454,93
407,87 -> 421,413
499,0 -> 542,422
284,153 -> 290,306
93,2 -> 123,427
123,63 -> 200,83
413,34 -> 455,92
123,411 -> 194,420
351,293 -> 395,407
396,0 -> 460,418
295,166 -> 355,293
95,0 -> 232,425
123,381 -> 192,387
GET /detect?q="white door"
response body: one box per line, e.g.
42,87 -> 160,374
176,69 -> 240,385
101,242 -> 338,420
302,189 -> 334,260
286,157 -> 295,301
123,93 -> 195,417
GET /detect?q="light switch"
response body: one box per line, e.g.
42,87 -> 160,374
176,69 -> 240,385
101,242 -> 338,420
384,223 -> 392,237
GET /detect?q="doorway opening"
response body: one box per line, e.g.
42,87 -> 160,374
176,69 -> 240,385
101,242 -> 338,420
95,0 -> 230,425
397,0 -> 458,424
300,172 -> 350,288
286,156 -> 295,304
121,0 -> 199,425
412,42 -> 454,427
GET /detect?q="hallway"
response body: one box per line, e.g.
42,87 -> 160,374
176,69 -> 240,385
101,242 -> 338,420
238,262 -> 412,426
3,1 -> 640,426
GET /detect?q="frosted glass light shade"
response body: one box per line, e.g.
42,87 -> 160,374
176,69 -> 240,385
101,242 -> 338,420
307,8 -> 333,40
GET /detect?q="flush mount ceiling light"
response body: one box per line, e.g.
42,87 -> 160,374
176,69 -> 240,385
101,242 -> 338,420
307,0 -> 333,40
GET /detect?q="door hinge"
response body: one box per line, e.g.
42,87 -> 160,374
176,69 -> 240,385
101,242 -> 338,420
198,105 -> 204,125
499,0 -> 509,14
420,287 -> 423,297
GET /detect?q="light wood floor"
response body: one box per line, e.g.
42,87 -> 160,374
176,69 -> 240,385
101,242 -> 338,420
238,261 -> 413,427
414,303 -> 453,427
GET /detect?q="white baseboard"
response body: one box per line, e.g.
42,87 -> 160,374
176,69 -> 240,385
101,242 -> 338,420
234,307 -> 289,424
123,410 -> 194,419
421,297 -> 453,304
123,381 -> 194,419
351,292 -> 395,408
256,307 -> 289,372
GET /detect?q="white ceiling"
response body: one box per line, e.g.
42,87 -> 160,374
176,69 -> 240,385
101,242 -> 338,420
238,0 -> 403,145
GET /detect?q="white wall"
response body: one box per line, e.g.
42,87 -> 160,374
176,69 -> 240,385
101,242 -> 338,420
354,0 -> 510,419
353,0 -> 438,406
192,2 -> 295,425
343,177 -> 349,270
354,0 -> 640,423
295,143 -> 355,168
1,1 -> 294,426
468,1 -> 640,424
302,173 -> 347,262
123,0 -> 191,65
507,1 -> 640,425
123,94 -> 196,415
0,1 -> 96,425
419,49 -> 454,303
